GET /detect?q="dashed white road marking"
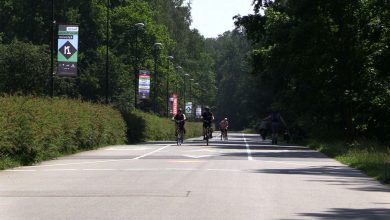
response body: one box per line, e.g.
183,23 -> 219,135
242,133 -> 253,161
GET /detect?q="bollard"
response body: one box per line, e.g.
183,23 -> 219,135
385,161 -> 390,181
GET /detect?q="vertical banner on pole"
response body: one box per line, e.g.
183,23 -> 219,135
57,25 -> 79,76
196,105 -> 202,119
171,93 -> 178,116
185,102 -> 192,118
138,69 -> 151,99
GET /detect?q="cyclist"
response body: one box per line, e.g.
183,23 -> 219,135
263,110 -> 287,145
202,107 -> 214,139
219,118 -> 229,140
172,108 -> 187,136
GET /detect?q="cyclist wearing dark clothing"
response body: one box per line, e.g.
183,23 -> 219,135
202,107 -> 214,139
263,111 -> 287,145
172,108 -> 187,135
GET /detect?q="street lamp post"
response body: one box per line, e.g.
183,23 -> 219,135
183,73 -> 190,111
167,56 -> 174,117
133,23 -> 144,109
105,0 -> 110,104
50,0 -> 55,97
153,43 -> 163,113
175,65 -> 182,95
189,79 -> 194,118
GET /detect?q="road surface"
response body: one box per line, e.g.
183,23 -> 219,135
1,132 -> 390,219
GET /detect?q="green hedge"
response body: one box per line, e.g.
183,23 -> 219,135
0,96 -> 126,168
122,110 -> 203,143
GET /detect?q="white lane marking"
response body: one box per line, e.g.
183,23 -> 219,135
42,169 -> 77,172
184,149 -> 218,153
133,144 -> 173,160
206,168 -> 241,172
5,168 -> 243,173
4,169 -> 36,172
105,147 -> 151,151
83,169 -> 115,171
242,133 -> 253,161
182,154 -> 215,159
18,144 -> 173,168
165,168 -> 199,171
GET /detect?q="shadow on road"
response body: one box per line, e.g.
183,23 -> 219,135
252,166 -> 390,193
251,166 -> 367,177
296,208 -> 390,220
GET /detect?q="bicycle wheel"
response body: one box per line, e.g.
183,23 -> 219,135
206,128 -> 209,146
180,130 -> 184,144
176,129 -> 181,146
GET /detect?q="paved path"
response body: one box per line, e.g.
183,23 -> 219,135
1,133 -> 389,219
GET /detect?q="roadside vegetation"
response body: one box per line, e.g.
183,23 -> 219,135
0,96 -> 203,170
123,110 -> 203,143
306,139 -> 390,185
0,96 -> 126,169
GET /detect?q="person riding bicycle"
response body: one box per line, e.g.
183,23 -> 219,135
219,118 -> 229,140
172,108 -> 187,136
263,110 -> 287,145
202,107 -> 214,139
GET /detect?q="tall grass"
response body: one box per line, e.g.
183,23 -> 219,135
307,139 -> 390,184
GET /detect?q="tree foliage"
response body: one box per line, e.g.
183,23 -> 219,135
234,0 -> 390,140
0,0 -> 216,115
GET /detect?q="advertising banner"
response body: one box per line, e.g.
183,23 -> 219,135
171,93 -> 178,116
57,25 -> 79,76
196,105 -> 202,119
185,102 -> 192,117
138,69 -> 151,99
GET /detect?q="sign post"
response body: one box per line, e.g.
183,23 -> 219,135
171,93 -> 178,116
138,69 -> 151,100
185,102 -> 192,118
196,105 -> 202,119
57,25 -> 79,76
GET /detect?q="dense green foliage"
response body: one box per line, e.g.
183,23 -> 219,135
123,110 -> 203,143
0,96 -> 126,168
233,0 -> 390,141
0,0 -> 216,114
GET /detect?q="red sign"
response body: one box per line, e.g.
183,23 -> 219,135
172,93 -> 178,115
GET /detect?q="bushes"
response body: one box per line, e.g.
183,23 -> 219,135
0,96 -> 204,170
0,96 -> 126,168
122,110 -> 203,143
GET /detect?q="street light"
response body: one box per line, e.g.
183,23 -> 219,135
50,0 -> 56,97
183,73 -> 190,110
175,65 -> 182,95
104,0 -> 111,104
166,56 -> 174,117
133,22 -> 145,108
153,42 -> 163,113
189,78 -> 194,102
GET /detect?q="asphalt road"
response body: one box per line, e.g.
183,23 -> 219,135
1,132 -> 390,220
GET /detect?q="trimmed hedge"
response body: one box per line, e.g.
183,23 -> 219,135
122,110 -> 203,143
0,96 -> 126,168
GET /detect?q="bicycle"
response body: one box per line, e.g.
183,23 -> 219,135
220,128 -> 228,141
204,125 -> 211,145
175,120 -> 184,145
